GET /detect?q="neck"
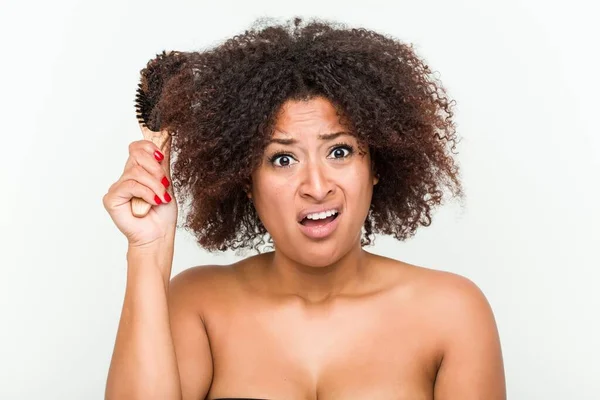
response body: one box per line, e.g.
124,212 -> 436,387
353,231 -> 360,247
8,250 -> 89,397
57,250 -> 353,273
263,241 -> 374,304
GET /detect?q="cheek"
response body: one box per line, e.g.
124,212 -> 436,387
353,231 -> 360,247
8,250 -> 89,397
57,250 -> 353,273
343,168 -> 376,214
255,175 -> 293,198
254,179 -> 294,219
344,163 -> 373,188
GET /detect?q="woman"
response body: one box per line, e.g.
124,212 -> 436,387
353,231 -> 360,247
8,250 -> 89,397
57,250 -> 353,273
103,17 -> 506,400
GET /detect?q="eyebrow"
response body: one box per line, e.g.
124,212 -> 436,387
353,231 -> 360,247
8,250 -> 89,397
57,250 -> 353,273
267,131 -> 351,145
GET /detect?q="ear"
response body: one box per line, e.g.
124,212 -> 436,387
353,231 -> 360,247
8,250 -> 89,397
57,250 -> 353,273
371,159 -> 379,186
244,177 -> 253,199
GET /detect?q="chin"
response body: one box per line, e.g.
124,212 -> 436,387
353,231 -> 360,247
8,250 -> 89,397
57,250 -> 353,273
293,241 -> 349,268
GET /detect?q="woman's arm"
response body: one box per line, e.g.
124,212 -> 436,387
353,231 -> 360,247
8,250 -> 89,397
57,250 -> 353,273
168,266 -> 215,399
105,243 -> 183,399
432,273 -> 506,400
105,243 -> 214,400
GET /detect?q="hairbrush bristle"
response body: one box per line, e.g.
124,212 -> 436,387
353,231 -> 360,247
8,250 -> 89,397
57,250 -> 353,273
135,50 -> 187,132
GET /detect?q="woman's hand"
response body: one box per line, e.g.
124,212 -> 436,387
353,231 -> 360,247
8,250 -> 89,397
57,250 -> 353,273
103,125 -> 178,248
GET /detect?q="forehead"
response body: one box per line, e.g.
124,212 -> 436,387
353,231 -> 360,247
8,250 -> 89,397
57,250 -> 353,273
273,97 -> 342,136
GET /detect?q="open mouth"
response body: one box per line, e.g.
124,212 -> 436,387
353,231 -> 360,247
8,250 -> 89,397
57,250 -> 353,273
299,212 -> 340,227
297,210 -> 342,239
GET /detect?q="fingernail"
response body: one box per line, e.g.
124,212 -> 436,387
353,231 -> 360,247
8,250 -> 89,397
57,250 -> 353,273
154,150 -> 164,161
154,194 -> 162,204
161,176 -> 170,188
164,192 -> 172,203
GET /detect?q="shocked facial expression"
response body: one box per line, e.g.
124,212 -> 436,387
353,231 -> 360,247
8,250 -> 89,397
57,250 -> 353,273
248,96 -> 379,266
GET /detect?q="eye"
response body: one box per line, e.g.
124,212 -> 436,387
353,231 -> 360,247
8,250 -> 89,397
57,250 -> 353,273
269,153 -> 298,168
268,143 -> 354,169
328,144 -> 354,159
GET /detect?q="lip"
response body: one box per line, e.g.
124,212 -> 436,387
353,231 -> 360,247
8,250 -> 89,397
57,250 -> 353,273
297,212 -> 341,240
297,205 -> 342,222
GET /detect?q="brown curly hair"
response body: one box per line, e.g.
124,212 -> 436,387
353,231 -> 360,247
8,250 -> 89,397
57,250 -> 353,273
138,16 -> 464,254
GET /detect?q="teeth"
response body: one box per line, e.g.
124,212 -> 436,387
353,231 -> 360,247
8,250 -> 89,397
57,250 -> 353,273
306,210 -> 338,220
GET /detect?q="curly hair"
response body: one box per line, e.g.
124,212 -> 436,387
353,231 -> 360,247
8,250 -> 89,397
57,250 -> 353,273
138,16 -> 464,254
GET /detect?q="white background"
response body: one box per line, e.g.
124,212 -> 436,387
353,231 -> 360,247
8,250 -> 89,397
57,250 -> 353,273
1,0 -> 598,398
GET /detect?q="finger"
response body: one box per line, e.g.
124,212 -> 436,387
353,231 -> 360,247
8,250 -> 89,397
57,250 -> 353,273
138,123 -> 170,154
123,140 -> 169,176
136,124 -> 173,181
119,164 -> 171,204
103,179 -> 161,211
146,130 -> 173,181
126,147 -> 170,188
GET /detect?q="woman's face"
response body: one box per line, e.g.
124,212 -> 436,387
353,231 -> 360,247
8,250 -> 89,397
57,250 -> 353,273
249,96 -> 378,267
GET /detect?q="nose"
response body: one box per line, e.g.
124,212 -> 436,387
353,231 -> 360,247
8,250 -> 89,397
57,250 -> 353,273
299,158 -> 335,201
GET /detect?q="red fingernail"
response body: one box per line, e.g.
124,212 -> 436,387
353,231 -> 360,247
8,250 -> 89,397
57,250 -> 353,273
164,192 -> 172,203
161,176 -> 170,188
154,150 -> 164,161
154,194 -> 162,204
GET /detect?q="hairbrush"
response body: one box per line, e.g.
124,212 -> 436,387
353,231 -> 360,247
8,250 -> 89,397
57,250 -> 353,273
131,50 -> 182,218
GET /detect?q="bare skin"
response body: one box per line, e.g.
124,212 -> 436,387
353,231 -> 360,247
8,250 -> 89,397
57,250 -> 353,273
166,97 -> 506,399
170,251 -> 505,399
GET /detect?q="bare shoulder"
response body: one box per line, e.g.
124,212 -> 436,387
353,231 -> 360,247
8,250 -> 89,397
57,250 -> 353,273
166,264 -> 243,399
380,255 -> 495,321
418,267 -> 497,332
374,254 -> 499,340
168,254 -> 264,310
167,262 -> 239,312
415,266 -> 492,312
410,265 -> 501,356
380,257 -> 505,398
170,263 -> 236,288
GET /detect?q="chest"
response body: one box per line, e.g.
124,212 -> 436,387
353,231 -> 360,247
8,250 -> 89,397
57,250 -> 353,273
204,295 -> 440,399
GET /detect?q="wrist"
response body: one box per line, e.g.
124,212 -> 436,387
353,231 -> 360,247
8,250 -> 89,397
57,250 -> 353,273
127,235 -> 175,285
128,228 -> 175,253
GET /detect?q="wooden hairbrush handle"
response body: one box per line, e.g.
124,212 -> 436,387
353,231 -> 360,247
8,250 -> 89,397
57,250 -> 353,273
131,125 -> 172,218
